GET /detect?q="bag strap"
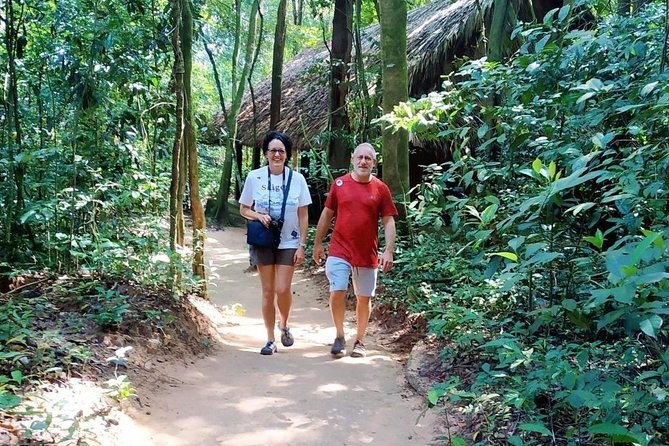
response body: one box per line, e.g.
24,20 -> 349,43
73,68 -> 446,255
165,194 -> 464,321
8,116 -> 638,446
279,168 -> 293,221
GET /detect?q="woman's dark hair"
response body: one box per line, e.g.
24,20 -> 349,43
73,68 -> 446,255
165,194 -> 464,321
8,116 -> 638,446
262,130 -> 293,162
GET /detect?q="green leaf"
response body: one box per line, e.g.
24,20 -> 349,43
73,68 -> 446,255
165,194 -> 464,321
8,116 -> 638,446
583,228 -> 604,249
19,209 -> 39,225
588,423 -> 631,435
507,436 -> 524,446
639,315 -> 663,339
490,252 -> 518,262
591,132 -> 615,150
589,424 -> 648,446
640,81 -> 658,96
557,4 -> 571,21
616,104 -> 644,113
634,272 -> 669,285
628,232 -> 662,267
525,251 -> 562,266
480,203 -> 499,224
508,236 -> 525,252
597,308 -> 626,331
561,371 -> 577,389
535,35 -> 550,53
562,299 -> 577,311
600,193 -> 635,203
519,422 -> 552,436
427,389 -> 439,406
566,390 -> 596,409
31,420 -> 50,430
543,8 -> 559,24
641,229 -> 665,249
585,78 -> 605,90
548,161 -> 556,179
10,370 -> 24,384
15,151 -> 34,163
0,391 -> 22,410
549,169 -> 604,196
577,91 -> 596,104
532,158 -> 542,173
611,286 -> 634,303
451,437 -> 467,446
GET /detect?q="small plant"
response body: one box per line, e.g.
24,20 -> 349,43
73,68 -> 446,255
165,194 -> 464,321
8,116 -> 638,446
104,374 -> 136,402
145,308 -> 175,331
85,286 -> 130,329
218,303 -> 245,317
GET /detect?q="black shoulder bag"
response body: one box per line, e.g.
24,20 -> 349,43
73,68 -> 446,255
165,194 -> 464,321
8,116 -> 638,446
246,167 -> 293,249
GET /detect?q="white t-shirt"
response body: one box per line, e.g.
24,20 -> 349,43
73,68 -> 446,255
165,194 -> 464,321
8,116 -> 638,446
239,166 -> 312,249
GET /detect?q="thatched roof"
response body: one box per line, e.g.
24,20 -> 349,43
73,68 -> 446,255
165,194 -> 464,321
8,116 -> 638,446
210,0 -> 493,150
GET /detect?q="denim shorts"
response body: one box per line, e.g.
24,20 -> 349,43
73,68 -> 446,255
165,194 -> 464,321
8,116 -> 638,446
325,256 -> 377,297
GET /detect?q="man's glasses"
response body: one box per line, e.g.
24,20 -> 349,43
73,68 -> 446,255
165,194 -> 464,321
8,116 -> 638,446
268,149 -> 286,155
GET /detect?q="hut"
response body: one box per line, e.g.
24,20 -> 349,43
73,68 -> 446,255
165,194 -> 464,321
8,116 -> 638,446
210,0 -> 496,152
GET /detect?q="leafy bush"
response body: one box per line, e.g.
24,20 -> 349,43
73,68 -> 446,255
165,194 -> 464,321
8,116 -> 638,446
379,2 -> 669,444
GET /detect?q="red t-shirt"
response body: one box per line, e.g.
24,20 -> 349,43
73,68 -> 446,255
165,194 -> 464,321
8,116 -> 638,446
324,173 -> 398,268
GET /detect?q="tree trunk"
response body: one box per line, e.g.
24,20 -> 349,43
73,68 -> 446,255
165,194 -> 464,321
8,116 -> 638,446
170,0 -> 185,291
270,0 -> 288,129
488,0 -> 511,62
4,0 -> 27,246
291,0 -> 304,25
353,0 -> 374,141
328,0 -> 353,173
181,0 -> 207,294
202,34 -> 229,124
177,148 -> 186,245
209,0 -> 261,223
248,9 -> 265,169
235,140 -> 243,199
487,0 -> 515,161
378,0 -> 409,210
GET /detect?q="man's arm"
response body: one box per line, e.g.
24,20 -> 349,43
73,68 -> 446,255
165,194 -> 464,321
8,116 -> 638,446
312,207 -> 335,264
379,215 -> 396,272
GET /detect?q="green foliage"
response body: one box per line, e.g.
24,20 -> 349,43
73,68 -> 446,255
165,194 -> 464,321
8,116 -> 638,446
85,286 -> 131,329
379,2 -> 669,444
0,0 -> 188,291
104,374 -> 137,402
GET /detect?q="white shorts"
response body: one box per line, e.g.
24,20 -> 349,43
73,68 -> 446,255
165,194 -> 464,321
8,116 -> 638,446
325,256 -> 378,297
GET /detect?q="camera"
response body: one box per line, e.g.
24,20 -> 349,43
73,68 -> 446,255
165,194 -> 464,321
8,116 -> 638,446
269,218 -> 284,231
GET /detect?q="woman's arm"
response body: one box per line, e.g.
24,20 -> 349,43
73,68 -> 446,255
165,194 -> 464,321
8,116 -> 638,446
240,203 -> 272,227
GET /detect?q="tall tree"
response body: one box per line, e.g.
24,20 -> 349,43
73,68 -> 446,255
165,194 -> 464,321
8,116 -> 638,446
181,0 -> 207,293
487,0 -> 517,161
328,0 -> 353,173
270,0 -> 289,129
2,0 -> 27,248
170,0 -> 186,291
291,0 -> 304,25
353,0 -> 374,141
378,0 -> 409,207
488,0 -> 512,63
209,0 -> 262,223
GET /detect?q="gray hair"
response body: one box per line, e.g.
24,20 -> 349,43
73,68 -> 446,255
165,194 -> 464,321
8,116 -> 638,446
352,143 -> 377,160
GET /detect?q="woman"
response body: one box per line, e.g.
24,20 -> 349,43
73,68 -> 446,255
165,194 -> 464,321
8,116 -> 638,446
239,131 -> 312,355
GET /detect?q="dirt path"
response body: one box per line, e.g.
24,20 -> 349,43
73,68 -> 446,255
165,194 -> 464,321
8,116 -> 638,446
120,227 -> 440,445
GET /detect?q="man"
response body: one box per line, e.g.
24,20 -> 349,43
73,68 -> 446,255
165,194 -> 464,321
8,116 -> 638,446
312,143 -> 397,358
